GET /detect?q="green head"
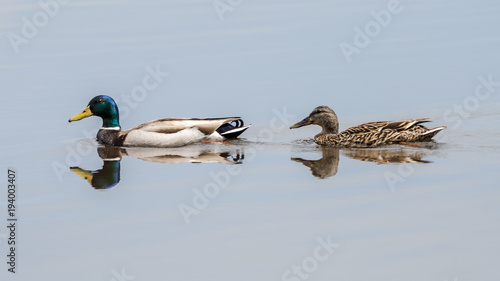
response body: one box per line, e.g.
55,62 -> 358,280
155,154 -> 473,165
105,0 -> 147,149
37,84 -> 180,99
69,95 -> 121,128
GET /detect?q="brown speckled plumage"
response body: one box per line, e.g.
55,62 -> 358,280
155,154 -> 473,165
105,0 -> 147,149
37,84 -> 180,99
290,106 -> 446,148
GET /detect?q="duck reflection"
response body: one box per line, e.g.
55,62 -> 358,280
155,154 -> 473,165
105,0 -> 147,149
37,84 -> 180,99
70,145 -> 244,189
292,147 -> 340,179
342,148 -> 430,164
71,161 -> 120,189
292,146 -> 432,179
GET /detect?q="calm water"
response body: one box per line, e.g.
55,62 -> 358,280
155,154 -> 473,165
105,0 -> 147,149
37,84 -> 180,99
1,0 -> 500,280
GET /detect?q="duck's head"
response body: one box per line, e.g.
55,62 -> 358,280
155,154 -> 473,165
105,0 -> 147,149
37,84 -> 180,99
290,106 -> 339,134
69,95 -> 120,128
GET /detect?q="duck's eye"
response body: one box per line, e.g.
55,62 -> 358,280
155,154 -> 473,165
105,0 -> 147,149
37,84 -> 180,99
96,99 -> 104,104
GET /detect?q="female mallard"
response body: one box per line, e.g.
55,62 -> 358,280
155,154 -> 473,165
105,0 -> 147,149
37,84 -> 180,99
69,95 -> 250,147
290,106 -> 446,148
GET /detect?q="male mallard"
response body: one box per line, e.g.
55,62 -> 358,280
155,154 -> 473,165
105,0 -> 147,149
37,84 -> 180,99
70,145 -> 244,189
290,106 -> 446,148
69,95 -> 250,147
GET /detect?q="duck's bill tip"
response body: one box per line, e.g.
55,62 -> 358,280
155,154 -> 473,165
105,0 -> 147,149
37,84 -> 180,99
69,105 -> 93,122
290,118 -> 310,129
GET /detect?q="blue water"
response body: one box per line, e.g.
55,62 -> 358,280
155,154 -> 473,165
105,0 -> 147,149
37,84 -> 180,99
1,0 -> 500,280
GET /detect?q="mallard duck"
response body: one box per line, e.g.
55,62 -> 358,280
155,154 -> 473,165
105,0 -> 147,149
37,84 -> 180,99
69,95 -> 250,147
70,145 -> 244,189
290,106 -> 446,148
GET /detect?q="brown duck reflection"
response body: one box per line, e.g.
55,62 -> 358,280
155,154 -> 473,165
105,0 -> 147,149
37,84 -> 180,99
342,148 -> 430,164
292,147 -> 340,179
292,146 -> 431,179
70,145 -> 244,189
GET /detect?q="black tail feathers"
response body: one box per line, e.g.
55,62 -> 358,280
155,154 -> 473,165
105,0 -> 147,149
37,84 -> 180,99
216,119 -> 250,139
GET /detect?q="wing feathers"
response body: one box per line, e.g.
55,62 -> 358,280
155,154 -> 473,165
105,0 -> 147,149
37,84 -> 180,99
341,117 -> 433,135
130,117 -> 242,135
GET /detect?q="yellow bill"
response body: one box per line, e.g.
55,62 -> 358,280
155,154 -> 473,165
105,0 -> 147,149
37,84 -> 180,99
70,167 -> 93,185
69,105 -> 93,122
